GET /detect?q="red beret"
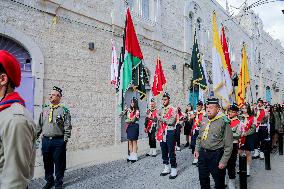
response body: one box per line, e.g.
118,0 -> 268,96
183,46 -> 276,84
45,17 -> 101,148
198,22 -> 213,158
0,50 -> 21,87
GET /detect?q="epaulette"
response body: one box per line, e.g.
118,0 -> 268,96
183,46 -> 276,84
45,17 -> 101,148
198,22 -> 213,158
42,104 -> 49,108
222,115 -> 230,124
60,105 -> 70,114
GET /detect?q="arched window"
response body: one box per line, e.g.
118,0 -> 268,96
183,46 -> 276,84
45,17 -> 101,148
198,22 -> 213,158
188,12 -> 193,48
196,18 -> 202,42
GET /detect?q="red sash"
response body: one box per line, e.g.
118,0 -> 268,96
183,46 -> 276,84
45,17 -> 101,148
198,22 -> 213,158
156,107 -> 174,142
230,119 -> 240,128
146,110 -> 158,133
192,112 -> 203,130
256,109 -> 265,128
125,110 -> 137,130
239,116 -> 254,147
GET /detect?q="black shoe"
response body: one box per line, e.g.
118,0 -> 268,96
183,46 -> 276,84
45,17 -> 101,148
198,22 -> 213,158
55,186 -> 63,189
42,183 -> 54,189
146,154 -> 151,156
185,142 -> 189,147
160,172 -> 170,176
151,154 -> 157,157
169,174 -> 177,179
247,174 -> 250,177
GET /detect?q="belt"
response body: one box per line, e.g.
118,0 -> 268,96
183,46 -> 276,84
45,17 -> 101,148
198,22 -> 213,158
43,136 -> 64,140
201,147 -> 224,153
167,126 -> 175,130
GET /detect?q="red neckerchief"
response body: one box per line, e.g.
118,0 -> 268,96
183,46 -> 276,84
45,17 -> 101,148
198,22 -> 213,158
239,115 -> 254,147
230,117 -> 240,128
146,109 -> 158,132
256,108 -> 265,128
156,106 -> 174,142
0,92 -> 25,112
192,111 -> 203,130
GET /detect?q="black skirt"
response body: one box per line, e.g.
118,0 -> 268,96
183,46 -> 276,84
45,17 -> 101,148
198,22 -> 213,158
126,123 -> 139,141
184,121 -> 193,135
241,134 -> 255,151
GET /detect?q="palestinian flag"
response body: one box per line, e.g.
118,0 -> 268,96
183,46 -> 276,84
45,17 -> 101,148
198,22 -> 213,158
122,8 -> 144,98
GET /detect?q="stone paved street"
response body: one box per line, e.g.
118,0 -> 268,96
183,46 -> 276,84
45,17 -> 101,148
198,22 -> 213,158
29,146 -> 284,189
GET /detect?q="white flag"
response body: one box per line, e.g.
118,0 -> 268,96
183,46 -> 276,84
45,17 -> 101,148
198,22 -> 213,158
111,39 -> 119,87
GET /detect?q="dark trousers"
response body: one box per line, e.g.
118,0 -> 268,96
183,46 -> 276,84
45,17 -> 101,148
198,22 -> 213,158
255,126 -> 269,152
227,143 -> 238,179
160,130 -> 177,168
148,128 -> 156,148
191,130 -> 200,154
42,137 -> 66,187
198,148 -> 226,189
175,124 -> 182,147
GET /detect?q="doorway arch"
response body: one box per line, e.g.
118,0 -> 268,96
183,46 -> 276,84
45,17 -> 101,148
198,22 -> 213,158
0,22 -> 44,120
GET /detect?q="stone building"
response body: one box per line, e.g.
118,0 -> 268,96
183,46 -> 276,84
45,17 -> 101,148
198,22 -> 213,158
0,0 -> 283,154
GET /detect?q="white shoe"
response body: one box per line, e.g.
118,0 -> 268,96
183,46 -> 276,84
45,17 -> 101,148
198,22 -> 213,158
247,165 -> 250,177
169,168 -> 177,179
253,149 -> 260,158
146,149 -> 152,156
127,153 -> 134,162
192,158 -> 198,165
132,153 -> 138,161
160,164 -> 171,176
260,152 -> 264,159
152,148 -> 157,157
176,146 -> 181,151
228,179 -> 235,189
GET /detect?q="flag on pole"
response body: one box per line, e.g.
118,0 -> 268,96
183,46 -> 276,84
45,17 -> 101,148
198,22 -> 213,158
221,26 -> 233,78
212,12 -> 232,108
190,31 -> 207,91
152,57 -> 167,96
122,8 -> 144,96
236,44 -> 250,107
111,39 -> 119,87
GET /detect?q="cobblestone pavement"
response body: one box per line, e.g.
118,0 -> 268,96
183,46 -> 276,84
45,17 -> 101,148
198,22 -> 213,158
29,147 -> 284,189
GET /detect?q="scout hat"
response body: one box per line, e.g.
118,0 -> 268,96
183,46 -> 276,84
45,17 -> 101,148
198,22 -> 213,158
206,98 -> 219,105
53,86 -> 63,96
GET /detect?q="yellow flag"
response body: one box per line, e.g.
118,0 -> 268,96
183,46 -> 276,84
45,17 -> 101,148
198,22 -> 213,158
236,44 -> 250,107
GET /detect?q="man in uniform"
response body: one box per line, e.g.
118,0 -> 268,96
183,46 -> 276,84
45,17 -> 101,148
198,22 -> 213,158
0,50 -> 36,189
156,92 -> 177,179
37,86 -> 72,189
253,98 -> 269,160
194,98 -> 233,189
145,98 -> 158,157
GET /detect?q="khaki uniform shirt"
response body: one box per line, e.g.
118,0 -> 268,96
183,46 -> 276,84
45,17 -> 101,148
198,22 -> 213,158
36,105 -> 72,142
157,105 -> 176,129
195,113 -> 233,166
0,103 -> 36,189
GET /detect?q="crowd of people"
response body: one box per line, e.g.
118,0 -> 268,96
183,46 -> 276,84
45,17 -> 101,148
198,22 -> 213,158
122,92 -> 284,189
0,49 -> 284,189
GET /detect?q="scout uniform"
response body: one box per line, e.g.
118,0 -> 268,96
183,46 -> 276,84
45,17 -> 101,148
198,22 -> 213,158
191,101 -> 205,165
145,98 -> 158,157
36,86 -> 72,189
0,50 -> 36,189
239,111 -> 256,177
253,98 -> 269,159
195,98 -> 233,189
157,92 -> 177,179
124,97 -> 140,162
175,107 -> 185,151
227,103 -> 242,189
